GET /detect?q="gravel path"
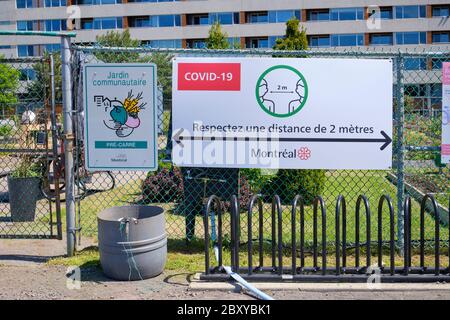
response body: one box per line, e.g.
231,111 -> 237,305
1,238 -> 449,300
0,263 -> 449,300
0,264 -> 251,300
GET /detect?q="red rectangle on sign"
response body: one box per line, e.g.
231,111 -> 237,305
177,63 -> 241,91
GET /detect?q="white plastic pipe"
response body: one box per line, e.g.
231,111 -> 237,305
214,246 -> 274,301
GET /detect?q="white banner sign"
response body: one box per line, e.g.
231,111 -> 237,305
442,62 -> 450,164
172,58 -> 393,169
83,63 -> 158,171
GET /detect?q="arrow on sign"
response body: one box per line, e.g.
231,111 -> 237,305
173,129 -> 392,151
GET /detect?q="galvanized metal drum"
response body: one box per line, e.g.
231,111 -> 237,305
97,206 -> 167,281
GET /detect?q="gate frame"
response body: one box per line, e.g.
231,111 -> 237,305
0,31 -> 76,252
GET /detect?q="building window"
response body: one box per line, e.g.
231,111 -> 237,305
395,32 -> 426,45
432,32 -> 450,43
45,20 -> 67,32
17,20 -> 34,31
130,16 -> 153,28
395,5 -> 426,19
432,6 -> 450,17
94,17 -> 122,29
368,6 -> 393,19
369,33 -> 393,45
73,0 -> 122,4
100,0 -> 121,3
81,19 -> 93,30
17,45 -> 35,57
186,39 -> 206,49
309,35 -> 331,47
227,37 -> 240,48
0,45 -> 12,49
331,34 -> 364,47
187,14 -> 209,25
330,8 -> 364,21
16,0 -> 33,8
45,44 -> 61,53
247,12 -> 269,24
44,0 -> 67,7
268,36 -> 283,48
209,12 -> 239,25
0,21 -> 12,26
144,39 -> 182,48
404,58 -> 427,70
432,58 -> 450,69
158,15 -> 181,27
308,9 -> 329,21
268,10 -> 301,23
19,69 -> 36,81
246,37 -> 269,48
128,0 -> 179,2
81,17 -> 122,30
130,15 -> 180,28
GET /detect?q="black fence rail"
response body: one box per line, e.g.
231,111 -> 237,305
202,194 -> 450,282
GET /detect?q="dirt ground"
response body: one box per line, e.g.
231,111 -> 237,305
1,238 -> 450,300
1,264 -> 450,300
0,264 -> 251,300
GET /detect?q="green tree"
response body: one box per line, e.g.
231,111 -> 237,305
0,55 -> 20,114
95,29 -> 173,100
142,52 -> 173,104
95,29 -> 141,63
269,17 -> 326,205
273,18 -> 308,51
206,21 -> 230,49
26,51 -> 62,104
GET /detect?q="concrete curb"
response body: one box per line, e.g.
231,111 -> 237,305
190,274 -> 450,291
190,281 -> 450,291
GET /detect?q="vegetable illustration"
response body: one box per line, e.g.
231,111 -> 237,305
101,90 -> 147,137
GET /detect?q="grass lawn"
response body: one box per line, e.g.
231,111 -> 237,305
50,170 -> 449,274
70,170 -> 448,242
49,238 -> 449,274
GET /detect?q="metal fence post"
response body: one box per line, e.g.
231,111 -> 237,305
395,53 -> 405,252
61,35 -> 76,256
50,54 -> 63,240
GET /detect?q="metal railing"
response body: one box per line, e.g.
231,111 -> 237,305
203,194 -> 450,282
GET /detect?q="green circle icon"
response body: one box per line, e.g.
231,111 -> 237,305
255,65 -> 308,118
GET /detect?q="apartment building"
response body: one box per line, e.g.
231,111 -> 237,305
0,0 -> 449,54
0,0 -> 449,110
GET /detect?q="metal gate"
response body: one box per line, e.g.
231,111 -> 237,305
0,55 -> 62,239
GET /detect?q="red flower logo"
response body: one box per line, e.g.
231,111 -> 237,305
298,147 -> 311,160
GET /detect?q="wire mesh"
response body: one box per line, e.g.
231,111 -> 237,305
67,44 -> 448,254
0,56 -> 61,238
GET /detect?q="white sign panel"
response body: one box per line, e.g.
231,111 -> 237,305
84,63 -> 158,171
441,62 -> 450,164
172,58 -> 393,169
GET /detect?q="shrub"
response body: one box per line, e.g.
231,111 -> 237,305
222,175 -> 253,212
262,169 -> 326,205
141,167 -> 183,203
240,168 -> 276,193
404,130 -> 440,160
0,124 -> 13,137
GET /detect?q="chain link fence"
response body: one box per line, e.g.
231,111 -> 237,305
0,56 -> 62,238
66,44 -> 448,255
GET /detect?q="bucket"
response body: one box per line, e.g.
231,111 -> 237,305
7,176 -> 40,222
97,205 -> 167,281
